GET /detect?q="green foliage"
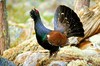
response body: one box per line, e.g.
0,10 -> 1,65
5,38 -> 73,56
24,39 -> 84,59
40,0 -> 45,2
42,14 -> 53,23
7,2 -> 30,23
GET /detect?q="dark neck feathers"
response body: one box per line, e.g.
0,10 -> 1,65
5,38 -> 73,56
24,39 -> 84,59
34,16 -> 51,40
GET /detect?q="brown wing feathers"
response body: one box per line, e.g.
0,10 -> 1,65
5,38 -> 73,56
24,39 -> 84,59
47,31 -> 67,47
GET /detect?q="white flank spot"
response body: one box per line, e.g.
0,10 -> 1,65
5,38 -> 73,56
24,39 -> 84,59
47,35 -> 50,38
61,13 -> 64,15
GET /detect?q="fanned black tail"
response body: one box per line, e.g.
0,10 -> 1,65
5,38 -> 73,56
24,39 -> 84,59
54,5 -> 84,37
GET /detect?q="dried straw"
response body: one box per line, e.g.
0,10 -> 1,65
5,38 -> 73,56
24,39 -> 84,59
79,3 -> 100,40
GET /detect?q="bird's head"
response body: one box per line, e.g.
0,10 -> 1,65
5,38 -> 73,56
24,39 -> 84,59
30,8 -> 40,20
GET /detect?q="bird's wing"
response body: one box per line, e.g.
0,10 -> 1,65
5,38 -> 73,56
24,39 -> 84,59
54,5 -> 84,37
47,31 -> 67,47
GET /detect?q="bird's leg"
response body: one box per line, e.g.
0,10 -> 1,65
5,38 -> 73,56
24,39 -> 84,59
49,50 -> 59,58
53,51 -> 59,57
49,51 -> 54,58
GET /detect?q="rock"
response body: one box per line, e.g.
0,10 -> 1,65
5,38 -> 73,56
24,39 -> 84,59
23,52 -> 48,66
49,61 -> 67,66
0,56 -> 15,66
3,36 -> 43,61
9,25 -> 23,45
14,51 -> 33,66
3,45 -> 100,66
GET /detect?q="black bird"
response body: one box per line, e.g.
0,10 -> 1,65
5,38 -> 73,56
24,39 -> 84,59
30,5 -> 84,57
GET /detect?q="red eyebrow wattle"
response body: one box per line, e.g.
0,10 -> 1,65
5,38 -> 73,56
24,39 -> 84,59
35,9 -> 39,13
